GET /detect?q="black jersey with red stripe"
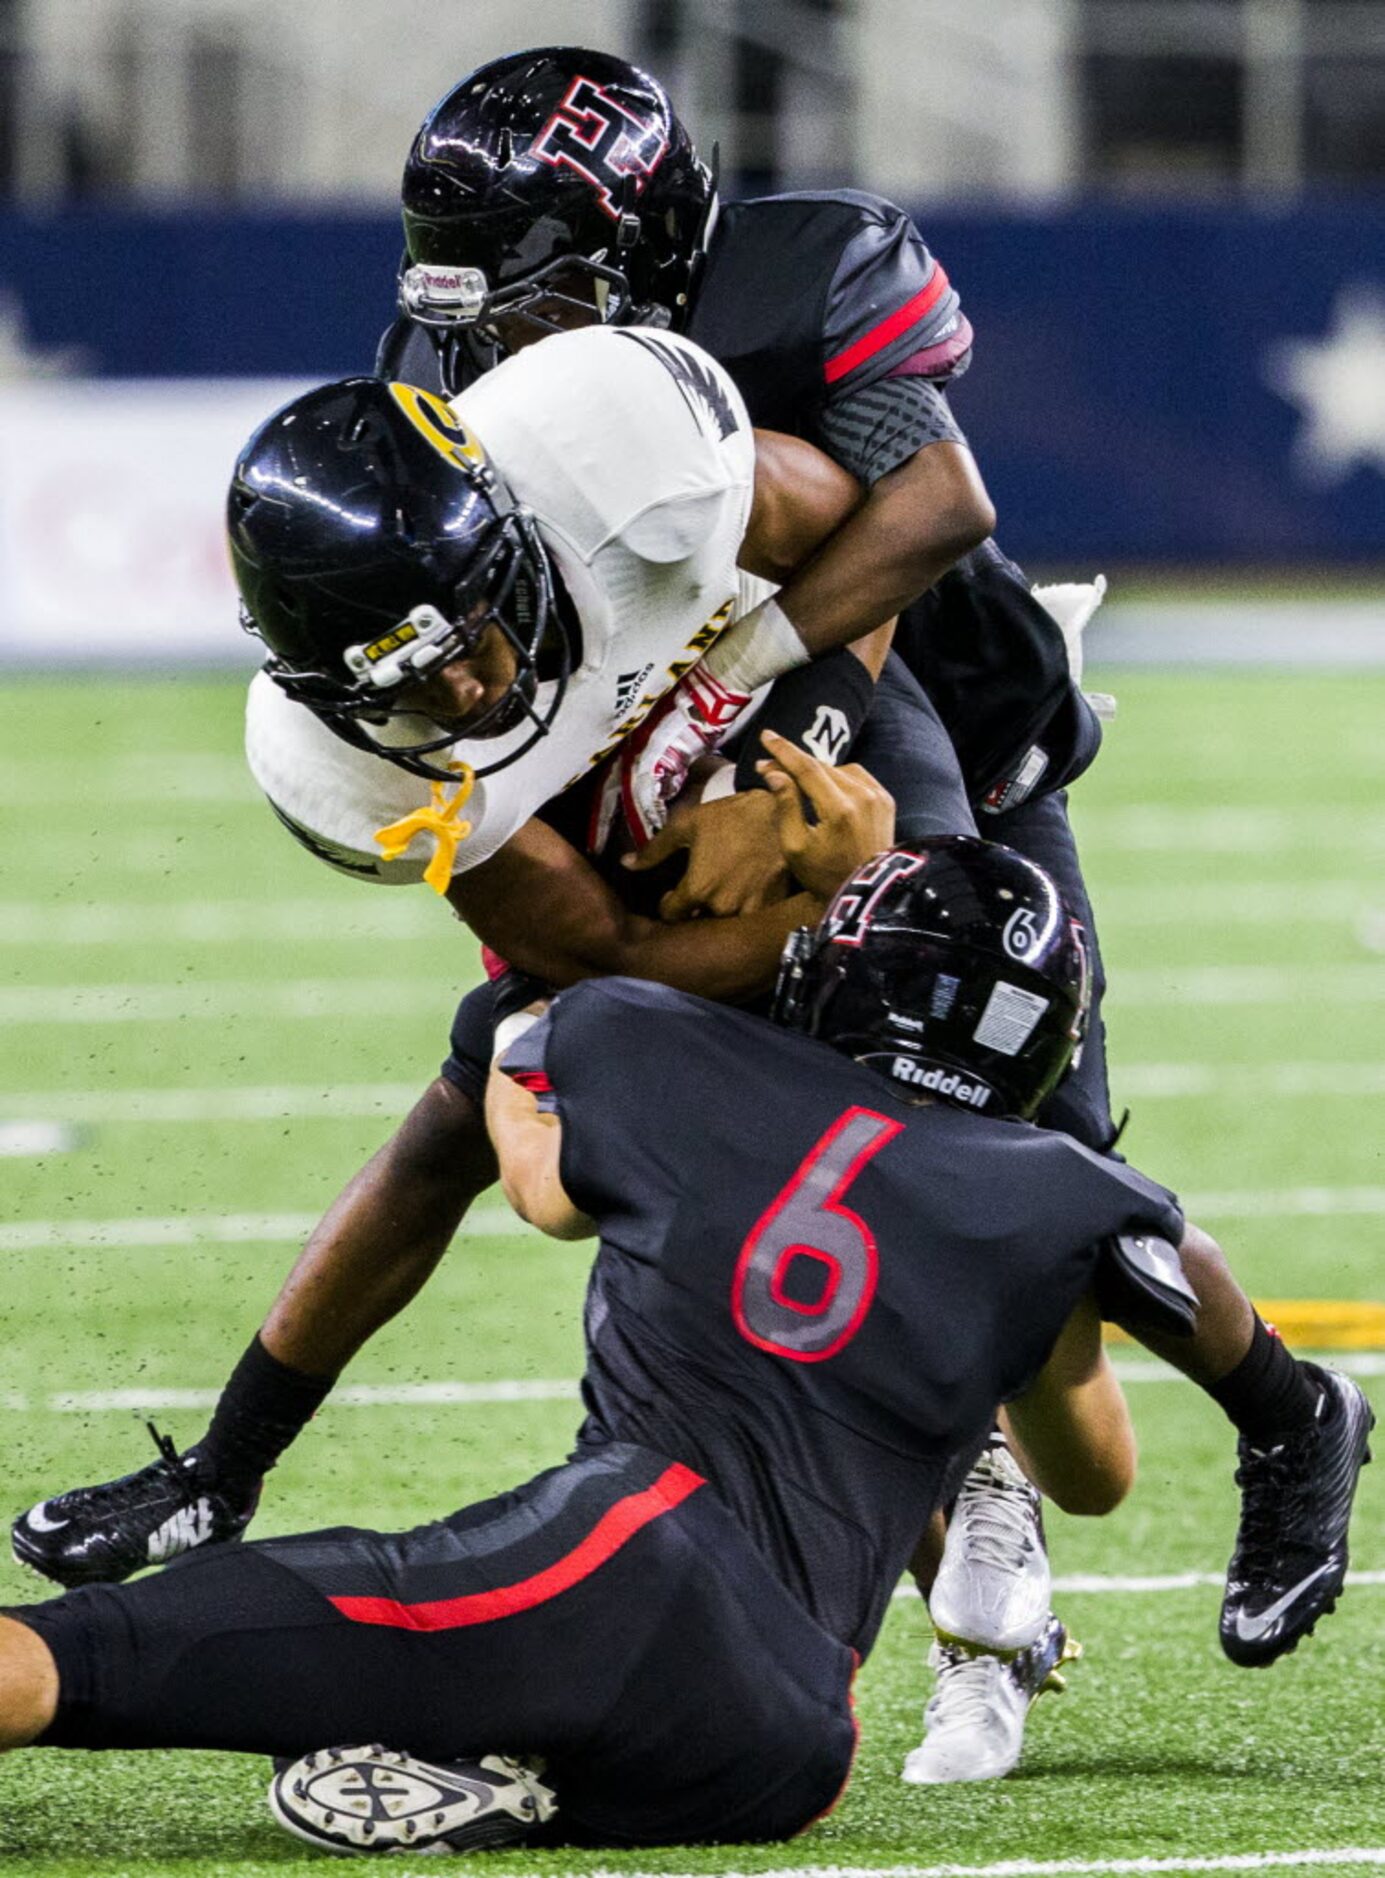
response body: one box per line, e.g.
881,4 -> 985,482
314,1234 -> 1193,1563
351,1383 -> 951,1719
688,190 -> 973,433
505,977 -> 1183,1658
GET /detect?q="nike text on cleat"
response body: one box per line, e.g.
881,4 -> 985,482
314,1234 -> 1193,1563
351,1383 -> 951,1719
901,1614 -> 1079,1786
1219,1363 -> 1375,1668
10,1424 -> 260,1589
929,1436 -> 1051,1653
268,1745 -> 557,1855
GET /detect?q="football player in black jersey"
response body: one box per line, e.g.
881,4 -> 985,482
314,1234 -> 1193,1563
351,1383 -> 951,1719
12,49 -> 1373,1777
4,772 -> 1318,1857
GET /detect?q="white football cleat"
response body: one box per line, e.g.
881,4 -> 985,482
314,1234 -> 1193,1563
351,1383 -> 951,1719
268,1744 -> 556,1855
929,1437 -> 1051,1653
901,1616 -> 1080,1786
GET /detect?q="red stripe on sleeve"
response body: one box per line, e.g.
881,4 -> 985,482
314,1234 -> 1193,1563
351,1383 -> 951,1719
823,265 -> 951,386
328,1462 -> 705,1630
509,1069 -> 553,1096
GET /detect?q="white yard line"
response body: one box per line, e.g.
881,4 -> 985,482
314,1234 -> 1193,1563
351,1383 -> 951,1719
1111,964 -> 1385,1004
11,965 -> 1385,1025
1072,806 -> 1385,851
1,757 -> 251,805
1184,1186 -> 1385,1218
45,1379 -> 579,1413
1118,1063 -> 1385,1098
8,1063 -> 1385,1125
0,1205 -> 527,1250
1093,880 -> 1381,925
1,884 -> 1380,942
10,1188 -> 1385,1254
5,1354 -> 1383,1417
0,980 -> 444,1023
0,1083 -> 424,1123
0,900 -> 442,944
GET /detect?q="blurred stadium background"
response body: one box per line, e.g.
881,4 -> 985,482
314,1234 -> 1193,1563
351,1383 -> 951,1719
3,5 -> 1385,1873
2,0 -> 1384,660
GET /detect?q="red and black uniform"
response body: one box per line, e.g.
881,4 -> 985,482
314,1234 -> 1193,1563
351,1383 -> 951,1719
13,982 -> 1180,1845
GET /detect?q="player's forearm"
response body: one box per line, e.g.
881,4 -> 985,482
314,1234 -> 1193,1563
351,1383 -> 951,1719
484,1065 -> 591,1241
707,445 -> 993,699
449,820 -> 823,1003
1003,1295 -> 1136,1518
259,1079 -> 492,1377
497,891 -> 823,1003
772,444 -> 994,656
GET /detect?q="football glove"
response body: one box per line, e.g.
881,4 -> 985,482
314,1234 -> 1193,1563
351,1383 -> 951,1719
614,668 -> 756,848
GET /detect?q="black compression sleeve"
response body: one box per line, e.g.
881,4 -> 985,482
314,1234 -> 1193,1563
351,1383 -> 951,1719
733,649 -> 876,792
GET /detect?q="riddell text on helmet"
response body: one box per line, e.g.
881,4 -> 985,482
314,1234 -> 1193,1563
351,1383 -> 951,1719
889,1059 -> 992,1108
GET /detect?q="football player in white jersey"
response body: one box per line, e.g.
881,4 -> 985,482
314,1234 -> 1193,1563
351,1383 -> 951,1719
237,325 -> 990,980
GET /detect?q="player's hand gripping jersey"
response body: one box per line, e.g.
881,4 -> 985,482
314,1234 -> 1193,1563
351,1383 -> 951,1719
246,326 -> 765,884
503,977 -> 1187,1659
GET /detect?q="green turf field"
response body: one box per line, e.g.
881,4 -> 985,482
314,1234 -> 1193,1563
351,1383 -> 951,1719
2,669 -> 1384,1878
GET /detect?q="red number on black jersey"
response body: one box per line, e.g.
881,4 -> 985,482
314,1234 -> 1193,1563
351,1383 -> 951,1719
731,1106 -> 903,1362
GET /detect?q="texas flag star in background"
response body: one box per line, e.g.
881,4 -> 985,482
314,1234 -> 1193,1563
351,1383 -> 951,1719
1264,285 -> 1385,487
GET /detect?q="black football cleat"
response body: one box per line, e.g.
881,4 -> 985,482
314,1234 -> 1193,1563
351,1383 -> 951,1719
1220,1365 -> 1375,1668
11,1423 -> 259,1589
269,1745 -> 557,1855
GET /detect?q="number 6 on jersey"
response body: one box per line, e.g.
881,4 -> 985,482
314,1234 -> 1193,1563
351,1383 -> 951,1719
731,1107 -> 904,1362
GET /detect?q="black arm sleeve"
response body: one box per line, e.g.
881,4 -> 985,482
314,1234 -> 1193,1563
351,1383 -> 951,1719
731,649 -> 876,792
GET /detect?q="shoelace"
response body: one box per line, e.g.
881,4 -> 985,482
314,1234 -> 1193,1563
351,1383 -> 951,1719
953,1454 -> 1039,1573
1233,1435 -> 1316,1563
926,1648 -> 1009,1729
40,1420 -> 190,1519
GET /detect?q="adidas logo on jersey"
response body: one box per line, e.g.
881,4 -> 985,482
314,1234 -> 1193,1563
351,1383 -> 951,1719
890,1058 -> 992,1109
147,1496 -> 216,1564
614,664 -> 655,721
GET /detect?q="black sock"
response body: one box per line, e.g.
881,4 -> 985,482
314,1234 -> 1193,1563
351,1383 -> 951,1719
1207,1316 -> 1323,1447
199,1336 -> 336,1486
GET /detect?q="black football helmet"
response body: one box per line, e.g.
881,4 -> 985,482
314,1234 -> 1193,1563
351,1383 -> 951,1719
399,46 -> 716,390
771,838 -> 1091,1120
228,376 -> 571,782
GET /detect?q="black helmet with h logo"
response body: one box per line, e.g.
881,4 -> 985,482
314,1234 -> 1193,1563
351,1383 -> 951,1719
771,838 -> 1091,1120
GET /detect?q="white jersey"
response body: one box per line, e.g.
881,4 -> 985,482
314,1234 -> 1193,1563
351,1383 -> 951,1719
246,326 -> 768,885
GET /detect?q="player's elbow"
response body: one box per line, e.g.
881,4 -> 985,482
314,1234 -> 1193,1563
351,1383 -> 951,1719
942,485 -> 996,560
883,442 -> 995,572
911,482 -> 995,570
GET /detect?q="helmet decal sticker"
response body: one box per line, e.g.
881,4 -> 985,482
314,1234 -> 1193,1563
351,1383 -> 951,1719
1001,905 -> 1045,961
822,850 -> 928,948
972,980 -> 1051,1057
387,383 -> 487,472
531,76 -> 669,221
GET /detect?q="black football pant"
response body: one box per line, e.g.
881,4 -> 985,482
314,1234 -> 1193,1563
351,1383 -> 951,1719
11,1444 -> 856,1847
